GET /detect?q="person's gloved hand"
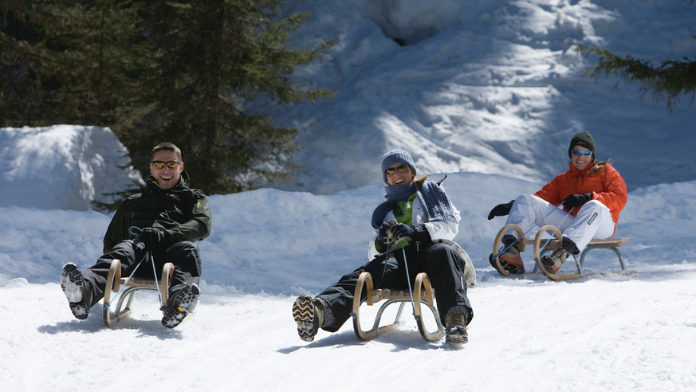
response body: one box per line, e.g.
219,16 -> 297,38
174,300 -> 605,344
376,221 -> 393,251
487,201 -> 514,220
141,227 -> 166,250
562,193 -> 592,209
389,223 -> 431,245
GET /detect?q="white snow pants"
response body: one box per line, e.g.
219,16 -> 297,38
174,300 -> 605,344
504,194 -> 615,253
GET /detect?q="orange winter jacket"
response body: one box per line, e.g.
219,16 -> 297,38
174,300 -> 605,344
534,162 -> 627,223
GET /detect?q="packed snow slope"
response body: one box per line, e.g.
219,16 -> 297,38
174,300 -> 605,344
2,171 -> 696,391
274,0 -> 696,194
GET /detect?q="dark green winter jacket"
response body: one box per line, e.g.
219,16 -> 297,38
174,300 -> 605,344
103,171 -> 212,253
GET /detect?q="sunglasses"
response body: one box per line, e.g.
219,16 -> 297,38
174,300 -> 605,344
571,150 -> 592,156
385,164 -> 411,176
151,160 -> 182,169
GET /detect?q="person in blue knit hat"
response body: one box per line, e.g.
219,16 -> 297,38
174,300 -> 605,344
293,149 -> 474,344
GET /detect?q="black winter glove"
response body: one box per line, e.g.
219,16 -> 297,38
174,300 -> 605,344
562,193 -> 592,209
389,223 -> 431,245
376,221 -> 393,251
140,227 -> 166,250
487,200 -> 514,220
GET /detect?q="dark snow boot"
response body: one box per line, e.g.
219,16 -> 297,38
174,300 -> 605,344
60,263 -> 93,320
162,283 -> 200,329
292,295 -> 324,342
445,311 -> 469,344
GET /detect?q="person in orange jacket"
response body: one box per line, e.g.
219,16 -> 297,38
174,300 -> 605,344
487,131 -> 628,275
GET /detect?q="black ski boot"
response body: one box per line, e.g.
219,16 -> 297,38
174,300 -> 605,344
292,295 -> 324,342
162,283 -> 200,329
60,263 -> 93,320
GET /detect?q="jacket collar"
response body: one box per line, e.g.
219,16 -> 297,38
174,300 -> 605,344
145,171 -> 190,192
568,161 -> 596,176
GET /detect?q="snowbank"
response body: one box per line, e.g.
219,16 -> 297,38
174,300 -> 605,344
0,125 -> 143,211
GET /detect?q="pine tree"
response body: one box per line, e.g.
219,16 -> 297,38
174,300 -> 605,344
0,0 -> 152,126
118,0 -> 333,195
1,0 -> 333,198
576,2 -> 695,113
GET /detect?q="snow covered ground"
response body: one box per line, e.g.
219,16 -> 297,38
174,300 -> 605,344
2,171 -> 696,391
2,0 -> 696,391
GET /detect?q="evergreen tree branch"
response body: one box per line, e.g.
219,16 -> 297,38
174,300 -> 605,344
577,45 -> 696,113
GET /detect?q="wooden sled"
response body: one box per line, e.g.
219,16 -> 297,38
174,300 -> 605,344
351,271 -> 444,342
492,224 -> 632,281
103,258 -> 174,327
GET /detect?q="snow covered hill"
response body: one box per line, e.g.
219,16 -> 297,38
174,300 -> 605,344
273,0 -> 696,194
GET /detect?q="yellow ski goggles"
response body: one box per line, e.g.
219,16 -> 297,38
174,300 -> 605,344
151,160 -> 182,169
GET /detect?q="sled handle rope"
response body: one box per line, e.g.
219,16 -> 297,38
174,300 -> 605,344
376,225 -> 418,317
401,245 -> 417,318
105,252 -> 147,308
536,206 -> 574,257
113,226 -> 166,310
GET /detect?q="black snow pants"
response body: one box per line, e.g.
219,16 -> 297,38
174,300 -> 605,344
82,240 -> 202,308
316,242 -> 473,332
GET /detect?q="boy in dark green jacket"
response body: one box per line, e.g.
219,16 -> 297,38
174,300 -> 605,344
60,142 -> 212,328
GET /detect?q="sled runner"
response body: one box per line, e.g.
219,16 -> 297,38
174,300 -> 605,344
351,237 -> 475,341
351,271 -> 444,341
492,224 -> 632,281
103,258 -> 174,326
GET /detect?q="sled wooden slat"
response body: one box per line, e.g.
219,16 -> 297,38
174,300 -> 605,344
103,259 -> 174,327
586,237 -> 631,248
351,271 -> 444,342
492,224 -> 632,281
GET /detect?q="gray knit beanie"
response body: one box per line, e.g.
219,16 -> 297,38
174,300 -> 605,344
381,149 -> 417,183
568,131 -> 596,160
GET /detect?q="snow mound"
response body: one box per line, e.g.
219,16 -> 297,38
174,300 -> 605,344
0,125 -> 143,211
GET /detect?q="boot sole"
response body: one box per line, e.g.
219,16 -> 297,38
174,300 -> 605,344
445,328 -> 469,344
162,284 -> 200,329
61,263 -> 89,320
292,295 -> 316,342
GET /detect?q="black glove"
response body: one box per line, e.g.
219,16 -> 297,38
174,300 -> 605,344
140,227 -> 166,250
376,221 -> 392,251
487,200 -> 514,220
562,193 -> 592,209
389,223 -> 431,245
